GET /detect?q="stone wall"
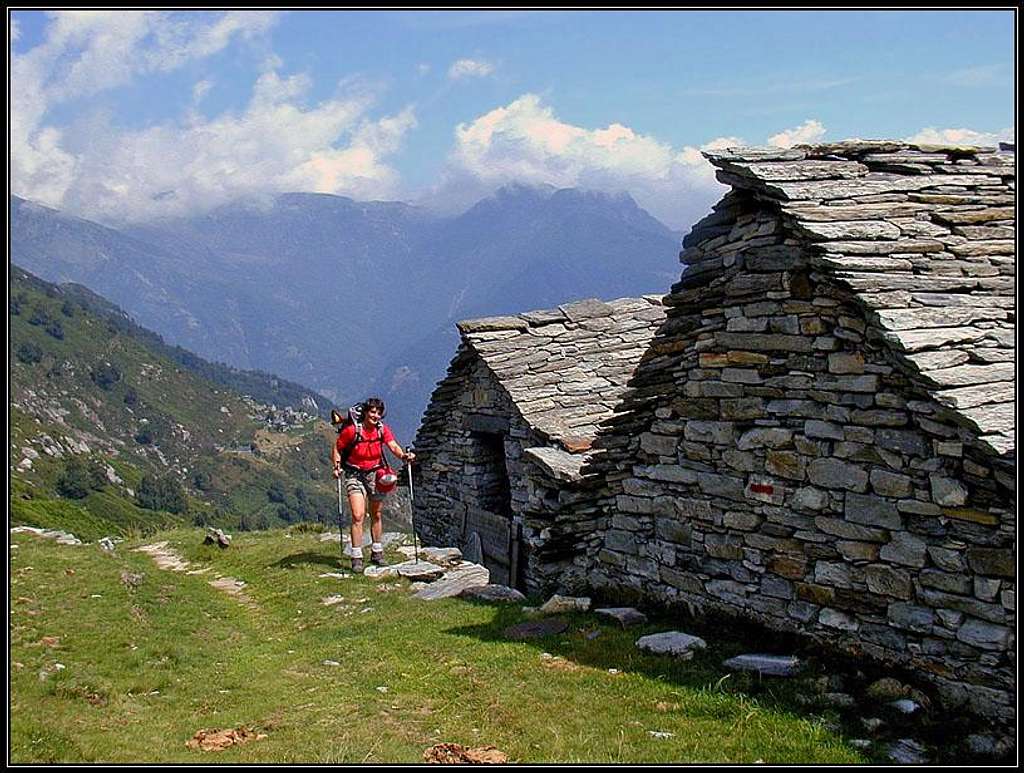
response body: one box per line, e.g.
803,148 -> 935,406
586,187 -> 1016,724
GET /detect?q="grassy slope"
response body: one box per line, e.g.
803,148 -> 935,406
10,267 -> 343,538
9,527 -> 872,764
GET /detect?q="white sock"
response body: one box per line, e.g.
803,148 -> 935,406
350,546 -> 363,558
371,543 -> 383,553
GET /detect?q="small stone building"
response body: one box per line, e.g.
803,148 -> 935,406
585,142 -> 1015,724
413,296 -> 666,592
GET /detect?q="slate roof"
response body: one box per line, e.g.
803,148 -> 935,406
700,141 -> 1015,455
457,296 -> 666,453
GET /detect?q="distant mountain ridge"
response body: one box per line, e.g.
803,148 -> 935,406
11,187 -> 687,441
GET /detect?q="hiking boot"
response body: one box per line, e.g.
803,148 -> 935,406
350,557 -> 364,574
370,550 -> 386,566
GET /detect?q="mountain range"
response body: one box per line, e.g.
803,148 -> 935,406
11,186 -> 687,441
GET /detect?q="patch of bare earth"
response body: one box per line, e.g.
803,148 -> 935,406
186,727 -> 267,752
423,743 -> 509,764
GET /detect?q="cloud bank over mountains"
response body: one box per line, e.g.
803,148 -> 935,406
10,11 -> 1014,230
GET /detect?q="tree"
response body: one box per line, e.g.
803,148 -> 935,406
56,456 -> 107,499
136,473 -> 188,514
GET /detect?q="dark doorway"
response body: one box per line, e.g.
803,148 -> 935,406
470,430 -> 512,518
464,430 -> 516,586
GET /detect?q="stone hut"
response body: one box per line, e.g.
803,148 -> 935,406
584,142 -> 1015,723
413,296 -> 666,592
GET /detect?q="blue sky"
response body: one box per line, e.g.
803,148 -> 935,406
9,9 -> 1015,228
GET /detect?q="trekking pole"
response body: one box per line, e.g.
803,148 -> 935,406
336,474 -> 345,565
406,446 -> 418,564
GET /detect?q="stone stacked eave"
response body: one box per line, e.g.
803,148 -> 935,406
701,142 -> 1016,458
456,295 -> 667,460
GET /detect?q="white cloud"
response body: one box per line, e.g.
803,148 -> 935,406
417,63 -> 431,76
11,11 -> 417,223
767,119 -> 826,148
10,18 -> 20,43
430,93 -> 735,229
905,126 -> 1014,147
447,58 -> 495,80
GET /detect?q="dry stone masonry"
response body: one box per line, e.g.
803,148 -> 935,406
414,296 -> 666,593
414,140 -> 1015,732
585,142 -> 1015,726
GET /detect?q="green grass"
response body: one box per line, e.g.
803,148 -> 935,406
8,527 -> 878,764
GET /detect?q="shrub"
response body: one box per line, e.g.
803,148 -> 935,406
91,363 -> 122,390
15,342 -> 44,365
61,301 -> 75,317
28,306 -> 50,326
45,320 -> 64,340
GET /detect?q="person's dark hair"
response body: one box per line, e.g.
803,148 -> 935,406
364,397 -> 386,416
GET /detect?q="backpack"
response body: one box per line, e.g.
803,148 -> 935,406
331,404 -> 388,470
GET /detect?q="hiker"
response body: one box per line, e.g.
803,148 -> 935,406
331,397 -> 415,573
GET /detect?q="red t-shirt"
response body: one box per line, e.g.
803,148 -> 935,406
336,422 -> 395,470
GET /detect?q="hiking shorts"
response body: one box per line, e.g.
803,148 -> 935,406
343,467 -> 387,502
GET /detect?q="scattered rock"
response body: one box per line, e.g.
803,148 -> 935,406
850,739 -> 872,750
414,563 -> 490,601
204,528 -> 231,549
120,571 -> 144,590
721,654 -> 803,677
323,660 -> 341,667
822,692 -> 857,709
886,738 -> 928,765
648,731 -> 675,739
594,607 -> 648,627
318,572 -> 351,580
321,595 -> 345,606
98,537 -> 116,553
10,526 -> 81,546
398,545 -> 462,565
423,742 -> 508,764
861,717 -> 884,734
459,584 -> 526,603
539,594 -> 591,614
636,631 -> 707,659
866,677 -> 911,701
966,733 -> 1007,758
363,565 -> 397,580
186,727 -> 267,752
888,698 -> 921,715
397,560 -> 447,581
409,582 -> 428,592
504,617 -> 570,641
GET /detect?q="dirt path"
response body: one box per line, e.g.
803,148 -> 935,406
134,541 -> 255,606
